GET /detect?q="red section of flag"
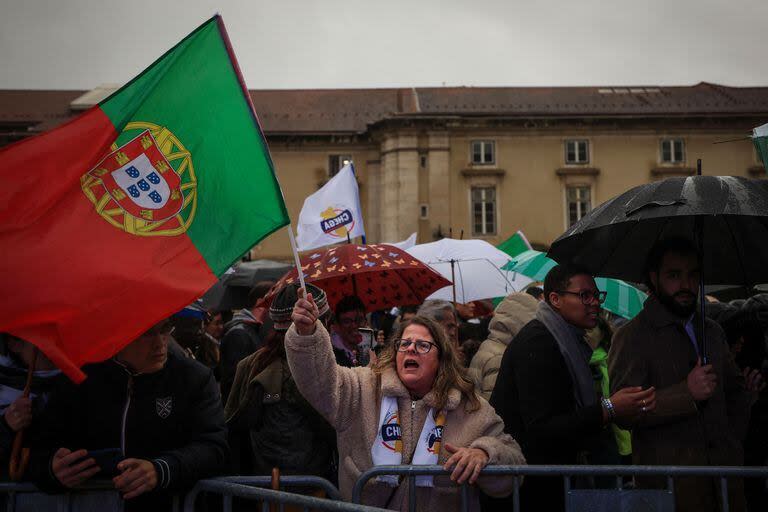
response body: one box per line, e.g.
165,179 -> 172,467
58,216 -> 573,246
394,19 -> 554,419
0,108 -> 216,382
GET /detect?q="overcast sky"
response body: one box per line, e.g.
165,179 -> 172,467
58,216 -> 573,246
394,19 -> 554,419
2,0 -> 767,90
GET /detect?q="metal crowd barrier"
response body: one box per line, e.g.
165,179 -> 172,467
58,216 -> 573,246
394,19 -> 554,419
0,476 -> 346,512
3,465 -> 766,512
184,478 -> 386,512
351,464 -> 768,512
209,476 -> 343,500
0,480 -> 123,512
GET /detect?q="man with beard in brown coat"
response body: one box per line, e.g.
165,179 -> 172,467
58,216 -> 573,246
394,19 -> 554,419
609,238 -> 763,512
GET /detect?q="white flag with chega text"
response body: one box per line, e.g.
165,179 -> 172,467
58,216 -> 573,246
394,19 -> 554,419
296,163 -> 366,251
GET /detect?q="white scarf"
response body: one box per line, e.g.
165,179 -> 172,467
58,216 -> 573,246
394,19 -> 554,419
371,395 -> 446,487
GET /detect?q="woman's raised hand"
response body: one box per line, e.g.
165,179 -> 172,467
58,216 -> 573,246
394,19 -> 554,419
291,290 -> 319,335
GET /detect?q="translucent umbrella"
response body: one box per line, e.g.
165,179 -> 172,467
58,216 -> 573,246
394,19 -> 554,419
407,238 -> 531,303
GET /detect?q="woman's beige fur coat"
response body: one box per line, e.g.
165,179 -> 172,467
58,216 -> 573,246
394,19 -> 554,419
285,321 -> 526,511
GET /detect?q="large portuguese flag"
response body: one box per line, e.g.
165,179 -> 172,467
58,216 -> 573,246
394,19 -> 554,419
0,16 -> 289,382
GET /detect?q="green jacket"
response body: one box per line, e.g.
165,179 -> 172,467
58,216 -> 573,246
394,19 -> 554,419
590,345 -> 632,456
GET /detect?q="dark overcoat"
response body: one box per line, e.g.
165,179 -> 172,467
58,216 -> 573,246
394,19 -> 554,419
609,296 -> 751,512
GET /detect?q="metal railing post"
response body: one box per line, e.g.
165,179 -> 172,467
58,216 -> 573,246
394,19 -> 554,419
408,475 -> 416,512
460,483 -> 469,512
512,475 -> 520,512
720,476 -> 729,512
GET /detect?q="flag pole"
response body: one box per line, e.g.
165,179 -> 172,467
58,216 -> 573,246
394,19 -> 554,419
288,228 -> 306,291
451,259 -> 457,305
8,348 -> 36,481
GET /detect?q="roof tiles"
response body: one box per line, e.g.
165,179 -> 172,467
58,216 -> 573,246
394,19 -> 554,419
2,83 -> 767,135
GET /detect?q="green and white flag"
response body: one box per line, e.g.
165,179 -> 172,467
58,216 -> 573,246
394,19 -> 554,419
497,230 -> 533,258
754,123 -> 768,172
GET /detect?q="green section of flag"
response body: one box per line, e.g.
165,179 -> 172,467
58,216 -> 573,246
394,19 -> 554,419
99,17 -> 289,275
503,249 -> 647,319
754,123 -> 768,173
497,231 -> 533,259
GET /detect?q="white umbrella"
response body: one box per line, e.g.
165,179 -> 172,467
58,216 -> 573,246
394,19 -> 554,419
406,238 -> 532,303
384,232 -> 417,251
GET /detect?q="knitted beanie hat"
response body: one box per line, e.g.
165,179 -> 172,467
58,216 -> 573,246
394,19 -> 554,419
269,282 -> 329,330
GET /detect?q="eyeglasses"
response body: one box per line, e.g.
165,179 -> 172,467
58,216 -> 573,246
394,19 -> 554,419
557,290 -> 607,305
396,339 -> 439,354
338,315 -> 366,326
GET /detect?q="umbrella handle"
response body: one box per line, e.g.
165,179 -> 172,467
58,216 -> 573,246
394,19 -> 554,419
8,348 -> 37,481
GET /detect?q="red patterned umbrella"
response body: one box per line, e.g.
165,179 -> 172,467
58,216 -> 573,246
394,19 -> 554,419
266,244 -> 451,311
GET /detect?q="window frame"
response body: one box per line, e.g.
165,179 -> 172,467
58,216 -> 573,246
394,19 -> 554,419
328,154 -> 352,178
470,186 -> 497,236
564,184 -> 592,229
659,138 -> 685,165
564,139 -> 590,165
470,140 -> 496,166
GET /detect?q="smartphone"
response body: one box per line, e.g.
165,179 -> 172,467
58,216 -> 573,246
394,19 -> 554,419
358,327 -> 374,366
87,448 -> 124,476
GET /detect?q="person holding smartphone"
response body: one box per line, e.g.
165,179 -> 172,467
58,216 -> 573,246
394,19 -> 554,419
28,318 -> 228,510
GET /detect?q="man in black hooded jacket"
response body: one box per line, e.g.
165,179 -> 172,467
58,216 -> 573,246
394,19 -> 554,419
29,318 -> 229,511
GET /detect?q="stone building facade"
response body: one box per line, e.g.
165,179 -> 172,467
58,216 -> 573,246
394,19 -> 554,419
2,83 -> 767,259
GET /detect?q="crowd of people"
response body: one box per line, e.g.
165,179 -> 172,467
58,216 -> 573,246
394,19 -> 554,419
0,237 -> 767,511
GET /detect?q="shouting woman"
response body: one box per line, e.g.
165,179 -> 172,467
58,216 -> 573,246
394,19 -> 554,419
286,291 -> 525,511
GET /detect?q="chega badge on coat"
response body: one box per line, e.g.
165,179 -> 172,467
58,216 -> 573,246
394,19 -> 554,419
156,396 -> 173,419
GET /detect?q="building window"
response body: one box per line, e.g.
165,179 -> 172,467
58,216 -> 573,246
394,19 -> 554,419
420,153 -> 428,168
470,140 -> 495,165
566,186 -> 591,227
565,140 -> 589,164
471,187 -> 496,235
660,139 -> 685,164
420,204 -> 429,219
328,154 -> 352,177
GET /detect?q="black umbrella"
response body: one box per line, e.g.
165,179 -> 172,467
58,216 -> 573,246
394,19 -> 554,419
200,259 -> 292,311
548,174 -> 768,362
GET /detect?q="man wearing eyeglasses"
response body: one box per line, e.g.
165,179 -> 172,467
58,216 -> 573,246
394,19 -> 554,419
488,264 -> 655,511
29,318 -> 228,511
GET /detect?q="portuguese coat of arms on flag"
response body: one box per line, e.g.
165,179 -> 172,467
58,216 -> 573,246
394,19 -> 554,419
0,16 -> 289,382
